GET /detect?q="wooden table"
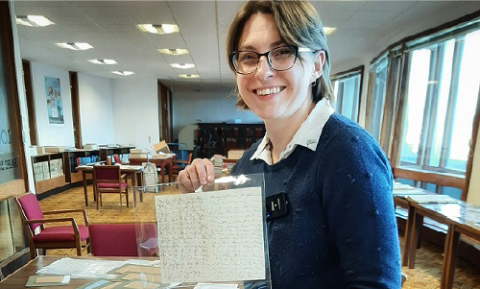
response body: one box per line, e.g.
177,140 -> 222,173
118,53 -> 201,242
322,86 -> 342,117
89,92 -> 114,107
76,165 -> 143,207
401,199 -> 480,289
0,256 -> 249,288
129,157 -> 173,184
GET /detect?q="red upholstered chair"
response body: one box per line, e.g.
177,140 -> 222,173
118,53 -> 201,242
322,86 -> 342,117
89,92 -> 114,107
15,193 -> 90,259
89,223 -> 158,257
93,165 -> 129,210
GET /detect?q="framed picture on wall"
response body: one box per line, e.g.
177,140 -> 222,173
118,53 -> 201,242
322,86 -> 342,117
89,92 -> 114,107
45,76 -> 64,124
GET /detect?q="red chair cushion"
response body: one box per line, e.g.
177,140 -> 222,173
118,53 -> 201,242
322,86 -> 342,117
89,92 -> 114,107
33,226 -> 89,243
18,194 -> 44,231
89,223 -> 157,257
97,182 -> 127,188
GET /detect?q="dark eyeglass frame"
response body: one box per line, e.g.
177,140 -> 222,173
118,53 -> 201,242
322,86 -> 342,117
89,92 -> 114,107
229,45 -> 313,75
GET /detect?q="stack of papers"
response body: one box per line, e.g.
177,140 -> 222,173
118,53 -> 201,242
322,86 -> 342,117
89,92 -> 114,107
406,194 -> 458,204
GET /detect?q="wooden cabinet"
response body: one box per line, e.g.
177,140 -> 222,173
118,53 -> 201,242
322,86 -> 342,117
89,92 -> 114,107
99,146 -> 134,163
31,153 -> 67,195
197,123 -> 265,158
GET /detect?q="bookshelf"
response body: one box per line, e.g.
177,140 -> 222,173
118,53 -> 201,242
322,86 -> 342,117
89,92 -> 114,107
99,146 -> 134,163
31,153 -> 67,194
64,150 -> 100,184
197,123 -> 265,158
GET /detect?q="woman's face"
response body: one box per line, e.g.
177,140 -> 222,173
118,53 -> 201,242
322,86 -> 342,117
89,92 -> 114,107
236,13 -> 320,122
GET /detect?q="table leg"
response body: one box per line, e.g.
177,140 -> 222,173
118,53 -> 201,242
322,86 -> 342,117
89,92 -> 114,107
441,225 -> 460,289
82,171 -> 88,206
407,209 -> 424,269
402,205 -> 415,266
161,164 -> 165,183
168,162 -> 172,183
137,171 -> 143,203
131,172 -> 136,207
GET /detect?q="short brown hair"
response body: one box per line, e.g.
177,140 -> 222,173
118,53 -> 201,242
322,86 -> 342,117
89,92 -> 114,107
227,0 -> 334,109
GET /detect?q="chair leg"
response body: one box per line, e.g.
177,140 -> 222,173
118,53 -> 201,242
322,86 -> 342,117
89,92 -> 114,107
120,192 -> 122,211
97,192 -> 100,210
126,187 -> 129,207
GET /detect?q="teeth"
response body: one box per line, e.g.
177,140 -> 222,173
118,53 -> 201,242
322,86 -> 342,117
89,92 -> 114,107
257,87 -> 281,96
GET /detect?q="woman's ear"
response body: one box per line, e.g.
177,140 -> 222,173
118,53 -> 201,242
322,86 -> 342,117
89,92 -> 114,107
310,51 -> 326,83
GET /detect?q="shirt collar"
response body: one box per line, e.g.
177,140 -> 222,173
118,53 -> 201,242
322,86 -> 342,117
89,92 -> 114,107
251,98 -> 334,164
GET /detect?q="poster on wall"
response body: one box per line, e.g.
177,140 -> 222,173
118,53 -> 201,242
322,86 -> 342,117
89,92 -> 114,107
45,76 -> 64,124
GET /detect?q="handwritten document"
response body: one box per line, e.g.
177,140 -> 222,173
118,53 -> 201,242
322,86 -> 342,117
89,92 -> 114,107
155,187 -> 266,283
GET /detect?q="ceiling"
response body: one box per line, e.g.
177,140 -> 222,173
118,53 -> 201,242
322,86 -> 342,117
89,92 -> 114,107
12,1 -> 480,90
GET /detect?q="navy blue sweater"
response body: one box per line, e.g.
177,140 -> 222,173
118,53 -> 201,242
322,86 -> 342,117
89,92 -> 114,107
231,114 -> 401,289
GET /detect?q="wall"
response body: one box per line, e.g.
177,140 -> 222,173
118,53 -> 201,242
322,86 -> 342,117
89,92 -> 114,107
112,78 -> 159,151
30,62 -> 75,147
172,85 -> 261,151
77,73 -> 115,146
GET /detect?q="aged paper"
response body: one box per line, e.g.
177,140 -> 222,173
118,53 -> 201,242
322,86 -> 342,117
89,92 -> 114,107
155,187 -> 265,283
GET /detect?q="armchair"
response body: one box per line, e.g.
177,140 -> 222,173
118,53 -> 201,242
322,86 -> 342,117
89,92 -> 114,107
15,193 -> 90,259
93,165 -> 129,210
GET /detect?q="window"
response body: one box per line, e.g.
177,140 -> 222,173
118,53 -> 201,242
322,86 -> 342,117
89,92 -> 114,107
366,58 -> 388,141
399,29 -> 480,175
331,66 -> 363,122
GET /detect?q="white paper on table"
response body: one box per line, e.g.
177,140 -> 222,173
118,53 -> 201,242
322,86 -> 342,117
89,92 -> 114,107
194,283 -> 238,289
155,187 -> 266,283
36,258 -> 126,279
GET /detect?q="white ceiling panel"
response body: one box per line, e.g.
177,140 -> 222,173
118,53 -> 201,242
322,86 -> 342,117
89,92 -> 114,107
11,0 -> 480,89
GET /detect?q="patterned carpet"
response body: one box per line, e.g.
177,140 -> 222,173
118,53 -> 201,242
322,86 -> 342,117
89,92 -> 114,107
38,186 -> 480,289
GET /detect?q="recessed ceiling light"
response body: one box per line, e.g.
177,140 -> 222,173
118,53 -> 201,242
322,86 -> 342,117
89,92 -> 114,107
89,59 -> 117,65
171,63 -> 195,69
179,74 -> 200,79
112,71 -> 134,76
324,27 -> 337,36
16,15 -> 55,27
158,48 -> 189,56
56,43 -> 93,50
137,24 -> 179,34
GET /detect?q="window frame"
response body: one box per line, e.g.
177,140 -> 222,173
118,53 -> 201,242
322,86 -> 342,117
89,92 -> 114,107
331,65 -> 364,123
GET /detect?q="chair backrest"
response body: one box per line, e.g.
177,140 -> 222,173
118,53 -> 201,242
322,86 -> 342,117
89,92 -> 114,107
89,223 -> 157,257
186,153 -> 193,165
93,165 -> 121,183
16,193 -> 44,232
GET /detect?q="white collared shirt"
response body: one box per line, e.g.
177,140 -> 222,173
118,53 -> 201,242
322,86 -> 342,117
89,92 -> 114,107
250,98 -> 334,165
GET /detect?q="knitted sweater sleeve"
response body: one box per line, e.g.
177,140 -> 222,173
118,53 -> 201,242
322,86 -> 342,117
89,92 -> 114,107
319,126 -> 401,289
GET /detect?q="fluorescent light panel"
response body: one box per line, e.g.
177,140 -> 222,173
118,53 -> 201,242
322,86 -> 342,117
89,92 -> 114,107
16,15 -> 54,27
324,27 -> 337,36
171,63 -> 195,69
112,71 -> 134,76
179,74 -> 200,79
158,48 -> 189,56
89,59 -> 117,65
137,24 -> 179,34
56,43 -> 93,50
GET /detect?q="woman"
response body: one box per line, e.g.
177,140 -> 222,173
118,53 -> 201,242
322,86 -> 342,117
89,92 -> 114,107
178,1 -> 401,288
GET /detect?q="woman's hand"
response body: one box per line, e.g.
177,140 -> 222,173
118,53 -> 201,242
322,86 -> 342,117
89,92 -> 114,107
178,158 -> 215,193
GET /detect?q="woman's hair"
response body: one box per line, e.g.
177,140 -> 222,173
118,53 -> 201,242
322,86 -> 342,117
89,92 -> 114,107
227,0 -> 334,109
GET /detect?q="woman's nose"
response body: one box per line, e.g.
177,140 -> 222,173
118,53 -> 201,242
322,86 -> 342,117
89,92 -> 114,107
255,56 -> 274,81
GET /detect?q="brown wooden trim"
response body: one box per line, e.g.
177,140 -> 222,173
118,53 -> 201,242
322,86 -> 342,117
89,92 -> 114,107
158,81 -> 173,142
364,70 -> 376,132
69,72 -> 82,149
462,85 -> 480,201
168,90 -> 173,142
356,66 -> 365,124
331,65 -> 364,81
0,2 -> 28,192
393,167 -> 465,189
390,52 -> 410,167
370,10 -> 480,70
22,60 -> 37,146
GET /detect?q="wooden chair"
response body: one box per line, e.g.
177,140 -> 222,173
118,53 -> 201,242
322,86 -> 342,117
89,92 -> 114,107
172,153 -> 192,176
93,165 -> 129,210
15,193 -> 90,259
89,223 -> 158,257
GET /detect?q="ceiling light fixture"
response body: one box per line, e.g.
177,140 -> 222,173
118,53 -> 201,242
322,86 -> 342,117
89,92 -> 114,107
137,24 -> 179,34
112,71 -> 134,76
89,59 -> 117,65
56,43 -> 93,51
179,74 -> 200,79
158,48 -> 189,56
324,27 -> 337,36
171,63 -> 195,69
16,15 -> 55,27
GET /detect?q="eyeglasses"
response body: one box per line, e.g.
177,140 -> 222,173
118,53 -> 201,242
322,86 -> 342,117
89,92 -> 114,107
230,45 -> 313,75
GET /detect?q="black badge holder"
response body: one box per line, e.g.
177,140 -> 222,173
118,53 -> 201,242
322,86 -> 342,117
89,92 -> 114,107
266,192 -> 289,220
